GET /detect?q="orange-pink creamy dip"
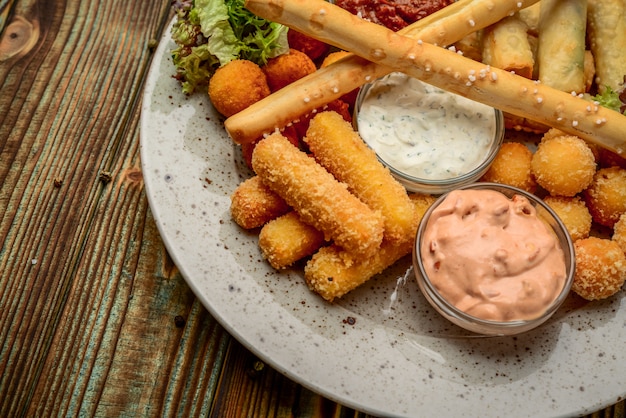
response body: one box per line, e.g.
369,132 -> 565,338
420,189 -> 567,321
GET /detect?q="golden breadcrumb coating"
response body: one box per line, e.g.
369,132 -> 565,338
613,213 -> 626,255
304,194 -> 434,301
543,196 -> 592,241
531,134 -> 596,196
208,60 -> 270,117
251,133 -> 384,257
321,50 -> 352,67
259,212 -> 325,269
572,237 -> 626,300
481,142 -> 536,193
230,176 -> 290,229
584,166 -> 626,228
304,111 -> 415,243
408,193 -> 437,225
262,48 -> 317,92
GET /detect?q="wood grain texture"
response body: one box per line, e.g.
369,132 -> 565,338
0,0 -> 623,417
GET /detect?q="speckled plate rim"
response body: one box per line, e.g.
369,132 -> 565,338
139,18 -> 626,418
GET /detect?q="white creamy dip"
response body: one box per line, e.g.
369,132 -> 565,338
357,73 -> 498,180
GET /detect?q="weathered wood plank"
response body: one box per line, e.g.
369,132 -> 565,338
0,0 -> 624,416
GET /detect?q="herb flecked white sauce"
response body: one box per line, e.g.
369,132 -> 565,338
357,73 -> 497,180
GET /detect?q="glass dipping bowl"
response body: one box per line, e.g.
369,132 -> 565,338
354,73 -> 505,195
413,182 -> 576,336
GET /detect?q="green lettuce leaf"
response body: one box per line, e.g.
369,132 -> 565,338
170,0 -> 289,94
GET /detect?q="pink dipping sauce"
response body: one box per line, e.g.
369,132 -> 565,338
420,189 -> 567,322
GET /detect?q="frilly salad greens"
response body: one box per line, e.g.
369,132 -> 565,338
171,0 -> 289,94
591,82 -> 626,115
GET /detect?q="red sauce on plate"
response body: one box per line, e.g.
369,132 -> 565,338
335,0 -> 454,32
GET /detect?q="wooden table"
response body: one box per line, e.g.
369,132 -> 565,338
0,0 -> 624,416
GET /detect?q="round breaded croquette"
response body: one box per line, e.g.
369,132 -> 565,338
546,127 -> 601,163
321,50 -> 352,67
613,213 -> 626,255
541,127 -> 568,142
263,48 -> 317,92
208,60 -> 270,117
481,142 -> 536,193
543,195 -> 592,241
583,166 -> 626,227
572,237 -> 626,300
530,134 -> 596,196
287,30 -> 330,61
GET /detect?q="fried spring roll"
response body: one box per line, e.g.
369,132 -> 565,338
230,176 -> 290,229
251,133 -> 384,257
587,0 -> 626,93
518,2 -> 541,36
245,0 -> 626,156
482,15 -> 534,79
226,0 -> 542,144
304,193 -> 436,301
537,0 -> 588,93
258,211 -> 326,269
304,111 -> 415,243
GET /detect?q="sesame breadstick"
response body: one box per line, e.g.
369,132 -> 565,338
251,133 -> 384,257
225,0 -> 541,144
245,0 -> 626,156
304,111 -> 414,243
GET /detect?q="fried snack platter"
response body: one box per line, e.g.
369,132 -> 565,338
140,17 -> 626,417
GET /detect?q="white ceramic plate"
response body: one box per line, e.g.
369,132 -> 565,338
140,19 -> 626,417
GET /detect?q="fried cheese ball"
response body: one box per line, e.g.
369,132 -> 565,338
613,213 -> 626,255
572,237 -> 626,300
263,48 -> 317,92
481,142 -> 536,192
208,60 -> 270,117
541,128 -> 567,142
543,196 -> 592,241
287,30 -> 330,61
321,50 -> 351,67
530,134 -> 596,196
583,166 -> 626,227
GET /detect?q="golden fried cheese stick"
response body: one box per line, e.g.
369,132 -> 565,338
251,133 -> 384,257
305,193 -> 436,302
226,0 -> 542,144
304,111 -> 414,243
258,211 -> 326,269
230,176 -> 290,229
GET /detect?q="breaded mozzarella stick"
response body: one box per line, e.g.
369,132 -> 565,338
304,193 -> 436,301
251,133 -> 384,257
259,211 -> 326,269
230,176 -> 290,229
304,111 -> 415,243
